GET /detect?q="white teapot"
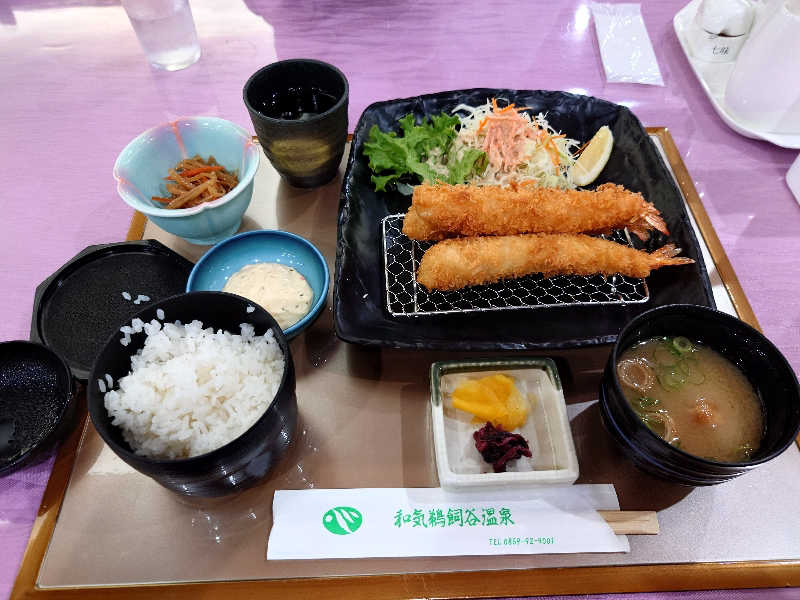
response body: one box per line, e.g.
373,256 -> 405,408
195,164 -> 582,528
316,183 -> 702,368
724,0 -> 800,133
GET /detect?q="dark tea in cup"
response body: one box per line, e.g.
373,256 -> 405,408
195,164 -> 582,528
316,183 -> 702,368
244,60 -> 348,188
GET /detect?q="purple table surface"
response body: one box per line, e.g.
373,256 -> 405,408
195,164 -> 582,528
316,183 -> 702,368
1,1 -> 798,599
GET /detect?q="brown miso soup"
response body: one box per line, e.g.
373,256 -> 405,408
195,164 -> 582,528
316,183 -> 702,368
616,336 -> 763,462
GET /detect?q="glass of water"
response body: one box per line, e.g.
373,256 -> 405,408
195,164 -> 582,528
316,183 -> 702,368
121,0 -> 201,71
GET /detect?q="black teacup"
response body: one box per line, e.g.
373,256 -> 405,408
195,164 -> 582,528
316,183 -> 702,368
243,59 -> 349,188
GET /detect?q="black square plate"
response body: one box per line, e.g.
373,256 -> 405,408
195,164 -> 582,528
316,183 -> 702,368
333,89 -> 714,350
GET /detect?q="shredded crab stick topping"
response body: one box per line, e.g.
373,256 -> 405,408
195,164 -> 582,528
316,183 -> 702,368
479,99 -> 537,171
452,98 -> 581,189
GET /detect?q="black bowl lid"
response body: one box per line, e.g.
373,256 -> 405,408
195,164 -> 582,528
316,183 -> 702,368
30,240 -> 193,380
0,341 -> 74,475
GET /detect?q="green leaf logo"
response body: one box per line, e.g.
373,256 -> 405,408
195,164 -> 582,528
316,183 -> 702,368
322,506 -> 363,535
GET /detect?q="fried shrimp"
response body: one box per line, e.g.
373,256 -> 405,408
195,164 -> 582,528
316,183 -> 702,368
416,233 -> 694,291
402,183 -> 668,241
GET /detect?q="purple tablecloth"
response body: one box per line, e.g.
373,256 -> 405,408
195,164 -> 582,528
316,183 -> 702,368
1,1 -> 798,598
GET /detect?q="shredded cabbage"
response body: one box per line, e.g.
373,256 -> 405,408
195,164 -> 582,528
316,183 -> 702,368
451,99 -> 581,189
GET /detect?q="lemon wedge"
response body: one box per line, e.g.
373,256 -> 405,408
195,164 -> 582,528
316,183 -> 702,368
569,125 -> 614,186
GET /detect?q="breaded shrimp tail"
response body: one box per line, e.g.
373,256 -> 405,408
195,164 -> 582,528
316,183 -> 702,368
402,183 -> 669,242
416,234 -> 694,291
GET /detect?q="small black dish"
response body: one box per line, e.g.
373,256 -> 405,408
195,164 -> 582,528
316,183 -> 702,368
88,291 -> 297,497
243,58 -> 349,188
0,341 -> 76,475
599,304 -> 800,486
31,240 -> 193,380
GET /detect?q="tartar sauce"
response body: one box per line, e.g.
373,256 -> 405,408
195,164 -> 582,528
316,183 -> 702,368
223,263 -> 313,329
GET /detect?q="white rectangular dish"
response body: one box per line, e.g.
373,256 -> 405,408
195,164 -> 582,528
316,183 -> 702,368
430,358 -> 579,489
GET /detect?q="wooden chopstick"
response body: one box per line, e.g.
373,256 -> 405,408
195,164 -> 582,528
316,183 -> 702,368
598,510 -> 659,535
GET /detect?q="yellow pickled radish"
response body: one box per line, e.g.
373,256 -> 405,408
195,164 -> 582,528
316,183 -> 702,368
451,374 -> 529,430
569,125 -> 614,186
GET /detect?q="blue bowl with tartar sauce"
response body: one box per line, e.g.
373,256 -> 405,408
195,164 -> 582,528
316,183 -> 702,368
186,230 -> 329,339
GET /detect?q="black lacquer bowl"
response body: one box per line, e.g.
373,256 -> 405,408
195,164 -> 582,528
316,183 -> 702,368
599,304 -> 800,486
334,89 -> 715,350
88,292 -> 297,497
0,341 -> 76,475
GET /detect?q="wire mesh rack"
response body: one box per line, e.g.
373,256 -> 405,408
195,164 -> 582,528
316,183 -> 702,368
382,214 -> 650,317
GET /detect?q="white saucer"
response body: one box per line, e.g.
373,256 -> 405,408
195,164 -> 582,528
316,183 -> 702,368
674,0 -> 800,149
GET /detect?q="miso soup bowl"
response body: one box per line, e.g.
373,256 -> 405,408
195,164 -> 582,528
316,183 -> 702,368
88,291 -> 297,497
599,304 -> 800,486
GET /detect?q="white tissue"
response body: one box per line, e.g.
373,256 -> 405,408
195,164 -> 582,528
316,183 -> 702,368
590,2 -> 664,86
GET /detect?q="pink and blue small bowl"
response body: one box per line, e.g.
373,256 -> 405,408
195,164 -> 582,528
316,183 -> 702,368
113,117 -> 260,245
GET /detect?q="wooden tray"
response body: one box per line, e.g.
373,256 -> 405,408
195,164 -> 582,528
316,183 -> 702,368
12,129 -> 800,600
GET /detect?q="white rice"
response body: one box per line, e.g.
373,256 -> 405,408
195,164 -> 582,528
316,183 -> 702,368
103,319 -> 284,459
156,308 -> 165,320
104,373 -> 113,387
97,379 -> 107,393
122,291 -> 132,301
246,305 -> 255,314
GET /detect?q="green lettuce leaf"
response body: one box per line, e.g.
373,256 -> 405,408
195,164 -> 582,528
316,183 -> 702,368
446,148 -> 487,185
363,112 -> 486,192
